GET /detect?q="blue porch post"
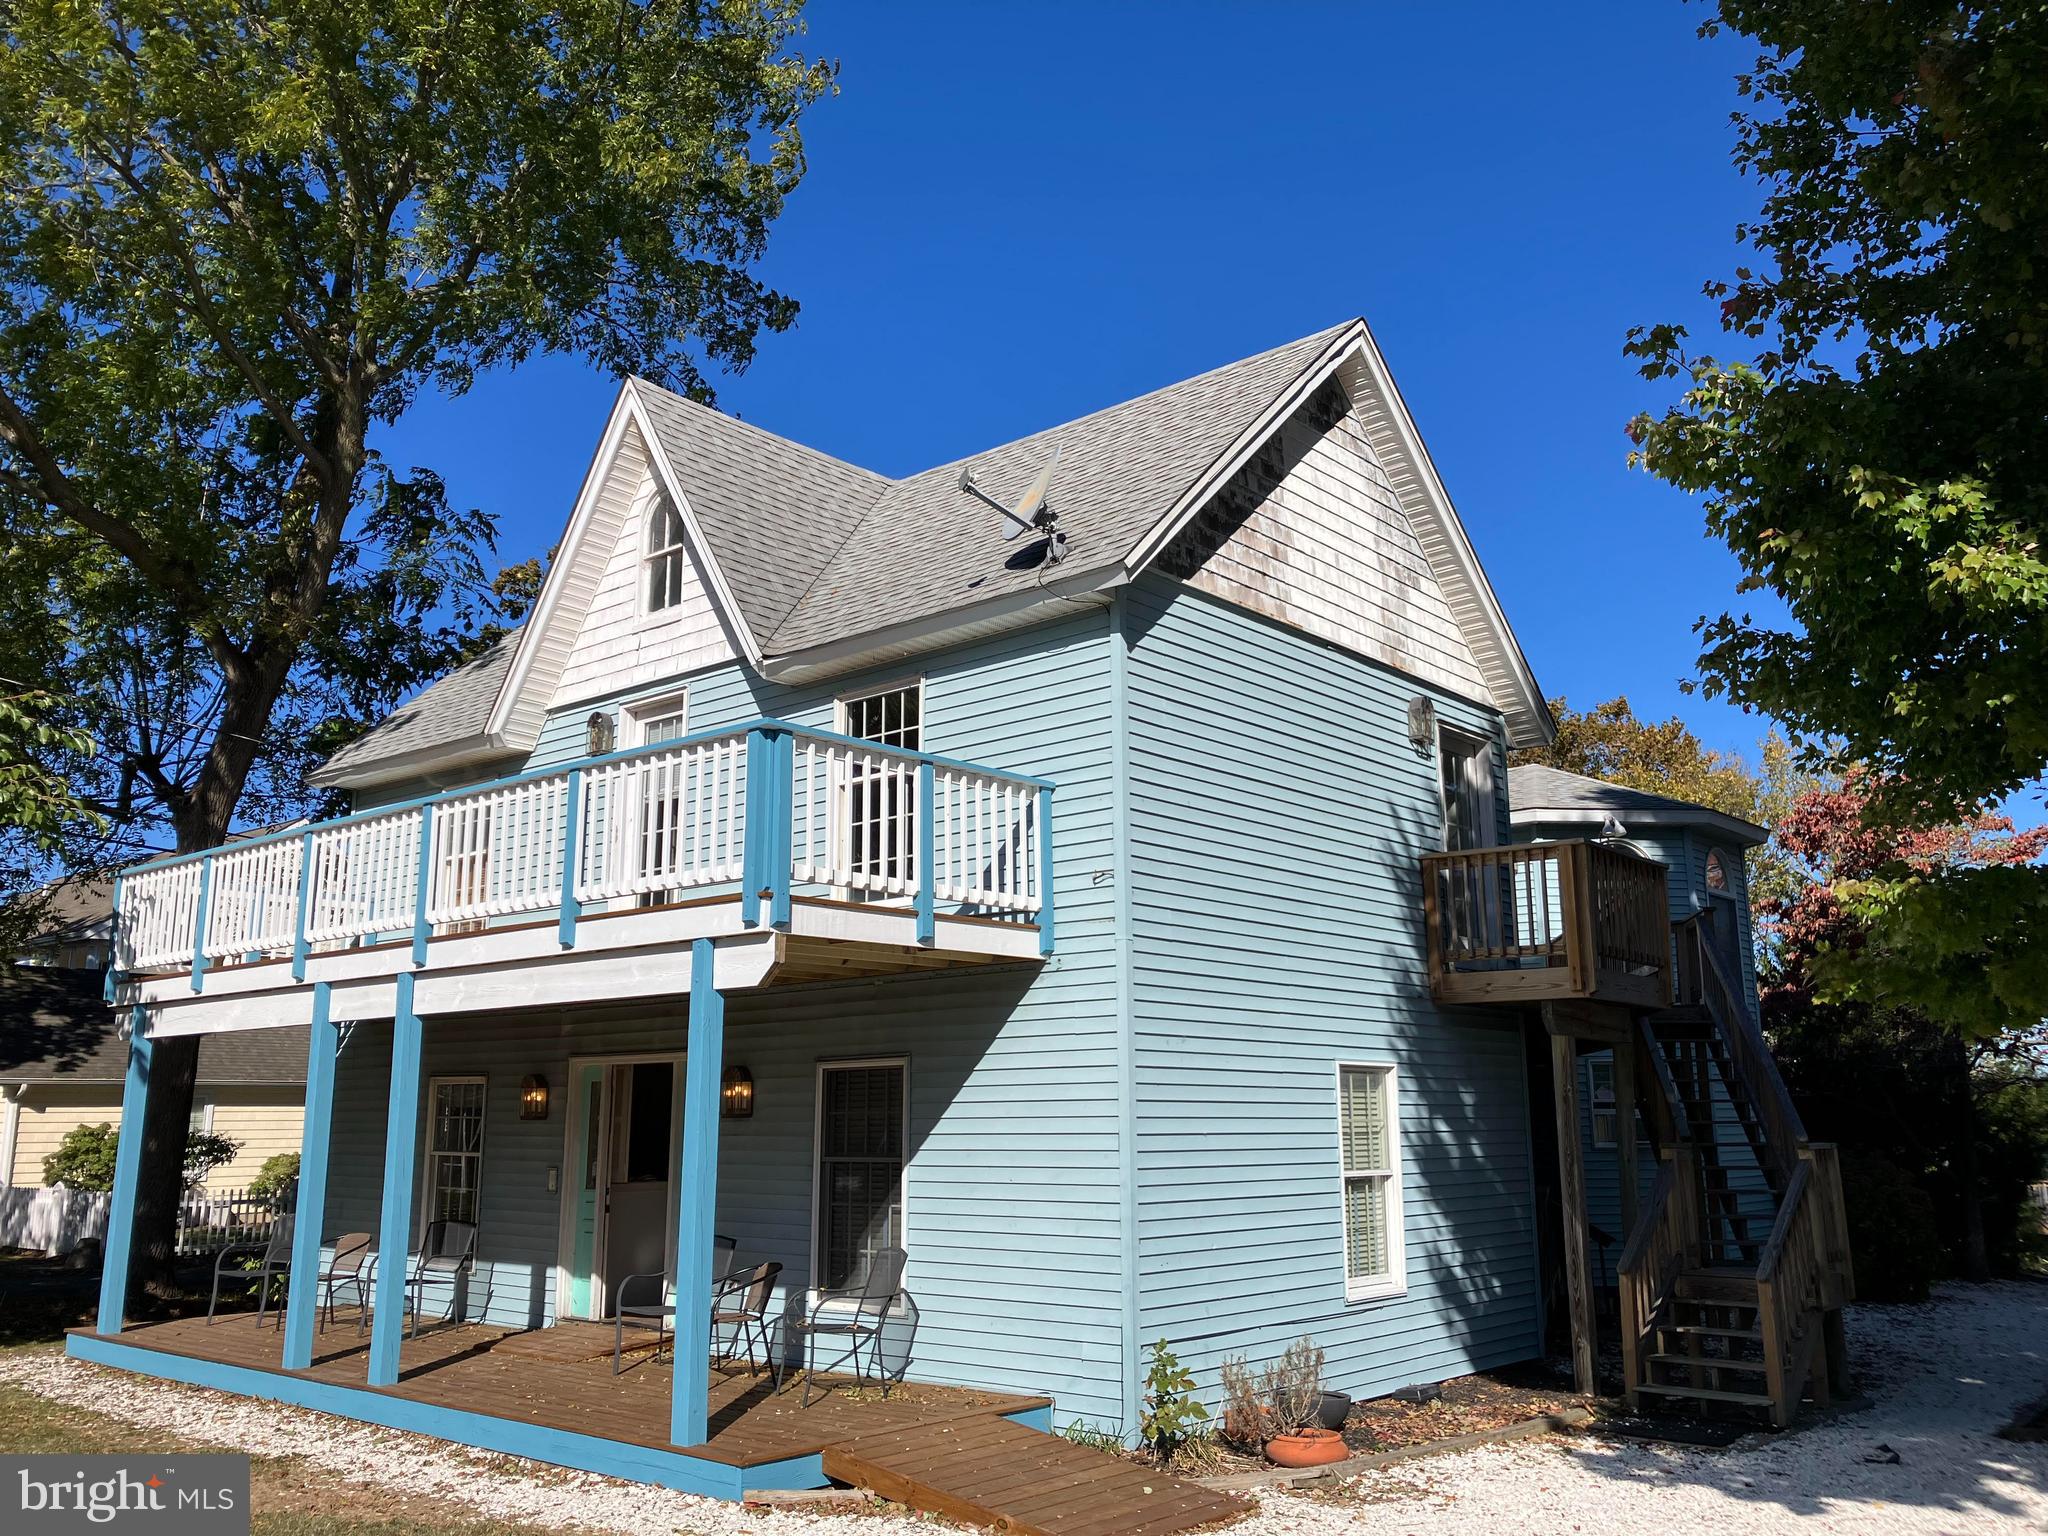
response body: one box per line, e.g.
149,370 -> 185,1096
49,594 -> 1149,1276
94,1006 -> 152,1334
283,983 -> 338,1369
671,938 -> 724,1446
914,759 -> 936,946
369,972 -> 423,1387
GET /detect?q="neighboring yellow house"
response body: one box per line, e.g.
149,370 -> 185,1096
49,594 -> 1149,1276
1,967 -> 305,1195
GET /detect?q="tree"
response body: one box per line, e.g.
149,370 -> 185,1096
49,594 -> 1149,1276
1763,774 -> 2048,1281
42,1121 -> 242,1191
1626,3 -> 2048,1029
0,0 -> 832,1296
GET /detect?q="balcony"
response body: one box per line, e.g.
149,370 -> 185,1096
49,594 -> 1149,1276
112,720 -> 1052,1033
1421,839 -> 1670,1011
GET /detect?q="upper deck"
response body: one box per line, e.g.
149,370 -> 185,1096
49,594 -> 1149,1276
112,720 -> 1052,1035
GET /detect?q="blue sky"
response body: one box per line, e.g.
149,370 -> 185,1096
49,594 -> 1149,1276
379,2 -> 1772,760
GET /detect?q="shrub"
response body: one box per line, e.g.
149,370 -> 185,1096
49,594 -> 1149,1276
1217,1336 -> 1325,1448
247,1152 -> 301,1201
1139,1339 -> 1210,1463
1840,1147 -> 1940,1302
40,1122 -> 242,1192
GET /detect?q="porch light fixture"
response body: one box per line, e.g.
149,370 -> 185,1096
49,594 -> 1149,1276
519,1074 -> 550,1121
585,711 -> 616,757
720,1065 -> 754,1119
1406,696 -> 1438,754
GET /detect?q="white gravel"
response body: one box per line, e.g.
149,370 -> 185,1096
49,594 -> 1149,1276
2,1281 -> 2042,1535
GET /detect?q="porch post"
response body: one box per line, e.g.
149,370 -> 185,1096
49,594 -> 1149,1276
369,972 -> 423,1387
94,1005 -> 152,1334
283,983 -> 337,1369
672,937 -> 724,1446
1551,1032 -> 1598,1396
1614,1034 -> 1641,1238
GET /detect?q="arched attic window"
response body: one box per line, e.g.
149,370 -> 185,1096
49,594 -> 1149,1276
644,493 -> 688,613
1704,847 -> 1733,897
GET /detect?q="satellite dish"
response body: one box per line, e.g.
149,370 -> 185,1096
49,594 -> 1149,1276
959,445 -> 1065,555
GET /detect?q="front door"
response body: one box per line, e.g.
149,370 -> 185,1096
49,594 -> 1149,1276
561,1056 -> 682,1320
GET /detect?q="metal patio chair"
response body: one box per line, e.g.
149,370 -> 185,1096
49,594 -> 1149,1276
612,1233 -> 737,1375
712,1260 -> 782,1377
403,1219 -> 477,1337
207,1212 -> 297,1328
317,1231 -> 373,1333
783,1245 -> 908,1406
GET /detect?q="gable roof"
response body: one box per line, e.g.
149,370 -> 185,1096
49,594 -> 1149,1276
0,968 -> 306,1084
1507,764 -> 1769,847
314,633 -> 522,787
320,321 -> 1551,787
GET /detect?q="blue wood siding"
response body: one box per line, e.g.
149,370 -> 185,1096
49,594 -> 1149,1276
1117,576 -> 1541,1402
322,610 -> 1130,1428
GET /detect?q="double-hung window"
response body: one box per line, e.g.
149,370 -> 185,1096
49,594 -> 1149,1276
425,1077 -> 487,1227
644,494 -> 689,614
838,684 -> 921,895
815,1059 -> 906,1289
1337,1063 -> 1405,1300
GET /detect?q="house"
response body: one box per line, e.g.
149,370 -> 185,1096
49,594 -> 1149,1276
70,320 -> 1852,1504
0,967 -> 307,1196
9,872 -> 115,970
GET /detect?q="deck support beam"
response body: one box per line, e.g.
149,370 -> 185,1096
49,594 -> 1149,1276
369,973 -> 423,1387
284,984 -> 338,1369
1615,1029 -> 1641,1238
95,1007 -> 152,1334
672,938 -> 725,1447
1551,1032 -> 1597,1396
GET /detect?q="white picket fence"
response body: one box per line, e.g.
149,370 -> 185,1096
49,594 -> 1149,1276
0,1183 -> 288,1258
114,723 -> 1048,974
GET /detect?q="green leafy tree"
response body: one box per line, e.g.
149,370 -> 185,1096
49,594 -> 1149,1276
1626,3 -> 2048,1032
245,1151 -> 301,1202
0,0 -> 831,1297
43,1121 -> 241,1191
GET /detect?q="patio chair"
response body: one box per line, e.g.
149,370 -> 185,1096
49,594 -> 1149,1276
712,1260 -> 782,1377
207,1213 -> 297,1328
402,1219 -> 477,1338
612,1234 -> 737,1375
317,1231 -> 373,1333
782,1245 -> 908,1406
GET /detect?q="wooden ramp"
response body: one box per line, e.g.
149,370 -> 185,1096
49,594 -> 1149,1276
821,1417 -> 1247,1536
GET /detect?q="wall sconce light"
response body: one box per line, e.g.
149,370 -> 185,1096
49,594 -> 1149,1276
519,1074 -> 550,1121
1406,696 -> 1438,755
585,711 -> 616,757
721,1065 -> 754,1119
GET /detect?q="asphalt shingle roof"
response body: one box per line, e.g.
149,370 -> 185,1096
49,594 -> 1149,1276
0,968 -> 307,1083
317,632 -> 521,782
1507,764 -> 1768,846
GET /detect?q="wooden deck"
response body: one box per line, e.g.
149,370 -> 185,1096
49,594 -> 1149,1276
825,1417 -> 1248,1536
74,1313 -> 1048,1472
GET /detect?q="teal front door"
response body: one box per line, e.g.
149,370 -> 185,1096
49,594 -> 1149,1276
566,1064 -> 606,1318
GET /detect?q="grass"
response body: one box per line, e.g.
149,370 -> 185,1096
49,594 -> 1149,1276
0,1380 -> 557,1536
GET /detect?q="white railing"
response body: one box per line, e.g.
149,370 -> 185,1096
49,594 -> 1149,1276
111,719 -> 1052,977
578,736 -> 747,903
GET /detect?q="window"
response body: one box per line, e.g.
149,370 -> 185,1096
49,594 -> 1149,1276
1337,1064 -> 1405,1300
644,494 -> 689,613
1588,1059 -> 1618,1148
1705,847 -> 1733,896
838,684 -> 921,892
815,1059 -> 906,1289
625,690 -> 690,747
425,1077 -> 487,1227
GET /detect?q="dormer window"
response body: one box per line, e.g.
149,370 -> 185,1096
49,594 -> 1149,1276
644,493 -> 688,613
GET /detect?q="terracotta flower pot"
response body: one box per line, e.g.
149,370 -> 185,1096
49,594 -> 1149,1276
1264,1428 -> 1348,1467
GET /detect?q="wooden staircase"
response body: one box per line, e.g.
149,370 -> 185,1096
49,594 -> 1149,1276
1616,917 -> 1855,1427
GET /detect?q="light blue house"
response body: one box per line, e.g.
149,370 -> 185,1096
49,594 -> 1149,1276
75,320 -> 1847,1497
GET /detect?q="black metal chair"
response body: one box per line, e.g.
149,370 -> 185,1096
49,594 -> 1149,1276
207,1213 -> 297,1328
712,1260 -> 782,1377
612,1233 -> 737,1375
783,1245 -> 908,1406
403,1219 -> 477,1337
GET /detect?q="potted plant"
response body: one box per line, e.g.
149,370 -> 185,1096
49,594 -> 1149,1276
1220,1337 -> 1348,1468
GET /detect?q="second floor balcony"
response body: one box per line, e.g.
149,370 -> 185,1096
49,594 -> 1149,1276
1421,838 -> 1671,1011
113,720 -> 1053,1030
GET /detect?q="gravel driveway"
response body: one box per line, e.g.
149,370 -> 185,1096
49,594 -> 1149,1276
1,1281 -> 2040,1535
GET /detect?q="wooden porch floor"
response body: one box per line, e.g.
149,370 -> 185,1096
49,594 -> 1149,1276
76,1312 -> 1050,1472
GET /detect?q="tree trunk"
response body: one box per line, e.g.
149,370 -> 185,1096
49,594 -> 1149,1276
1946,1035 -> 1992,1284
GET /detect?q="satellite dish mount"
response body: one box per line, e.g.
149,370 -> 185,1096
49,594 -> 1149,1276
959,445 -> 1067,564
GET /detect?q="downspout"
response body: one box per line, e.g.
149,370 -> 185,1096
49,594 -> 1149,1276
1107,593 -> 1143,1441
0,1084 -> 21,1187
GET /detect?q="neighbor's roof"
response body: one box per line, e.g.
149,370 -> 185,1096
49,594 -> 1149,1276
1507,764 -> 1769,847
0,968 -> 306,1085
319,320 -> 1550,786
11,871 -> 113,947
